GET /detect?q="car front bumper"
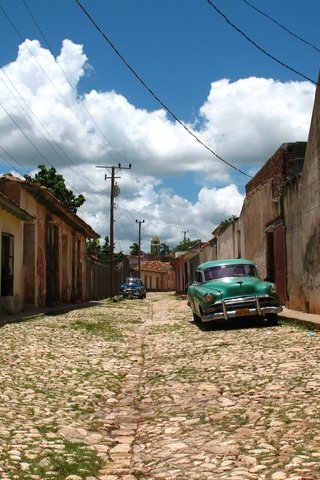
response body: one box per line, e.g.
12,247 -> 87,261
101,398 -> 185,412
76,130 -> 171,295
121,289 -> 145,298
202,295 -> 283,322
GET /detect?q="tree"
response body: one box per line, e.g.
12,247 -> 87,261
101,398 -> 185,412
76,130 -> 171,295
86,236 -> 124,265
173,238 -> 200,252
24,164 -> 85,213
130,242 -> 141,256
159,243 -> 171,257
86,238 -> 101,257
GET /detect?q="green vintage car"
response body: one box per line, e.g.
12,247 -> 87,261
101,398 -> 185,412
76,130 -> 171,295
187,259 -> 282,325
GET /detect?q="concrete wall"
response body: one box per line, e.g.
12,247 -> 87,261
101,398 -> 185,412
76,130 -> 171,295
199,243 -> 216,263
0,210 -> 24,314
142,271 -> 168,291
216,218 -> 241,260
0,177 -> 90,309
300,82 -> 320,313
241,182 -> 279,279
283,176 -> 305,310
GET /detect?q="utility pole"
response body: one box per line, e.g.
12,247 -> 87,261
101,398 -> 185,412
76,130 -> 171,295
136,219 -> 145,278
182,230 -> 189,242
97,163 -> 131,297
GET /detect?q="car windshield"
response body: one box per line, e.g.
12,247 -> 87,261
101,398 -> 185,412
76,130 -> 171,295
203,264 -> 257,281
125,278 -> 141,284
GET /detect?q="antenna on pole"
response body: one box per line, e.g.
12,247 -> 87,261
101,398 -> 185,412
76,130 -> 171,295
182,229 -> 189,242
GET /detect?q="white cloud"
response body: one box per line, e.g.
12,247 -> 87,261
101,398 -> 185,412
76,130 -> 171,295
199,77 -> 315,169
0,40 -> 316,251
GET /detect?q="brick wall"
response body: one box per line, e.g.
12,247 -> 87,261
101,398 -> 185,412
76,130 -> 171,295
245,142 -> 306,201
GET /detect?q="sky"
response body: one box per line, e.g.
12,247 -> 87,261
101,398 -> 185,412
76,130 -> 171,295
0,0 -> 319,253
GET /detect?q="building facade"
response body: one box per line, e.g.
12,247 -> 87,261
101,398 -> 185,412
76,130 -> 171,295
0,176 -> 99,315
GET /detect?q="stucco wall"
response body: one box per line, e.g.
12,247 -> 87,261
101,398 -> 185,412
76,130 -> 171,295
216,218 -> 240,260
142,271 -> 168,291
199,243 -> 216,263
301,84 -> 320,313
241,182 -> 279,279
0,177 -> 89,308
0,210 -> 24,314
283,176 -> 305,310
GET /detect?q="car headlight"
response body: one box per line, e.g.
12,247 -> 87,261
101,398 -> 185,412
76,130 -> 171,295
269,284 -> 278,295
205,293 -> 215,302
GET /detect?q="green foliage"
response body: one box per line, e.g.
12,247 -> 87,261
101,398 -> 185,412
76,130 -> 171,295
215,216 -> 237,235
86,236 -> 124,265
86,238 -> 101,257
70,316 -> 124,341
9,440 -> 104,479
173,238 -> 200,252
160,242 -> 171,256
24,164 -> 85,213
130,242 -> 142,256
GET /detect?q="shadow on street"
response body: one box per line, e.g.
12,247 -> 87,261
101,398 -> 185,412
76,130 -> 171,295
192,315 -> 280,332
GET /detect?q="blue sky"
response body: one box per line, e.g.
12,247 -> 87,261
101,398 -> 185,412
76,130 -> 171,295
0,0 -> 319,252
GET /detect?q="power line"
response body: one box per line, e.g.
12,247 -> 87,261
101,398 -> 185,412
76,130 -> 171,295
0,2 -> 124,183
21,0 -> 126,166
0,145 -> 29,175
74,0 -> 252,179
241,0 -> 320,54
0,2 -> 113,200
206,0 -> 318,86
0,101 -> 52,164
0,66 -> 96,189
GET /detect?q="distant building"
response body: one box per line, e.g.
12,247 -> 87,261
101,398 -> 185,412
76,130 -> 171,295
140,260 -> 175,291
150,234 -> 160,255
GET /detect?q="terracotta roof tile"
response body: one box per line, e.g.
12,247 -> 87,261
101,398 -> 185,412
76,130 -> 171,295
140,261 -> 172,273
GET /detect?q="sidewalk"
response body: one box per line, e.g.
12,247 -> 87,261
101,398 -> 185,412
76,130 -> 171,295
0,300 -> 105,326
278,306 -> 320,331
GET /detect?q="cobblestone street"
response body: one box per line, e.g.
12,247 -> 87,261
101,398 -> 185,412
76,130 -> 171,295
1,292 -> 320,480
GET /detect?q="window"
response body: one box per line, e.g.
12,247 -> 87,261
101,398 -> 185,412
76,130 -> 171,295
1,233 -> 14,296
204,264 -> 258,281
195,271 -> 203,283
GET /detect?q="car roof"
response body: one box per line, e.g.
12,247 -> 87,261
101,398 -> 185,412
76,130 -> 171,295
197,258 -> 255,271
125,277 -> 141,281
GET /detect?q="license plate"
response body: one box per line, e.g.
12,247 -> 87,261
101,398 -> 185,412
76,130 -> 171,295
236,308 -> 249,316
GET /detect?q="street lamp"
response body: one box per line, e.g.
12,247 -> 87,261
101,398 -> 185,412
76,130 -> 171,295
136,219 -> 145,278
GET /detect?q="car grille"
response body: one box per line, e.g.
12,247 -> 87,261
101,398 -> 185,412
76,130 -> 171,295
225,296 -> 276,309
207,295 -> 278,314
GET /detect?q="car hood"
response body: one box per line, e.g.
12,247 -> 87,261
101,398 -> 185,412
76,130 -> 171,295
200,277 -> 269,299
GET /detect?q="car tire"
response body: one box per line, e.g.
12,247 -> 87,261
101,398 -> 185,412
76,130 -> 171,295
193,313 -> 202,323
266,314 -> 278,326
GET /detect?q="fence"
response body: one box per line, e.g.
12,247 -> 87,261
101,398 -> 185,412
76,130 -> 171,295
85,256 -> 129,300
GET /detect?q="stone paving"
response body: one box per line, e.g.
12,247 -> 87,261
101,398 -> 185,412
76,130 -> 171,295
0,292 -> 320,480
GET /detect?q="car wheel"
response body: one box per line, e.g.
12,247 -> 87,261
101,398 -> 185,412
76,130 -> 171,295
266,314 -> 278,326
193,313 -> 202,323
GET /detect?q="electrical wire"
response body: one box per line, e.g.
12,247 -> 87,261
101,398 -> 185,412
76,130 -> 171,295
74,0 -> 253,179
0,100 -> 53,164
206,0 -> 318,86
0,2 -> 124,186
0,66 -> 97,189
21,0 -> 126,166
240,0 -> 320,54
0,2 -> 111,202
0,145 -> 29,175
